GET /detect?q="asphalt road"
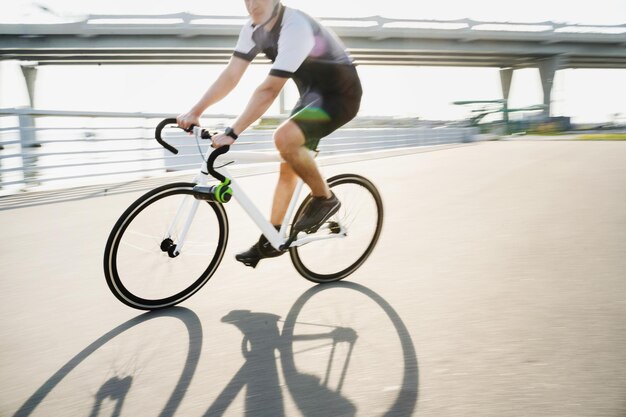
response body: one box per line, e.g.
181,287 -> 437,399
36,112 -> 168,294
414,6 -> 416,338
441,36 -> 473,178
1,140 -> 625,417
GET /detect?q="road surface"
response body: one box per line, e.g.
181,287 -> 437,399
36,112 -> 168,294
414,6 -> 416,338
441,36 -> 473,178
1,140 -> 625,416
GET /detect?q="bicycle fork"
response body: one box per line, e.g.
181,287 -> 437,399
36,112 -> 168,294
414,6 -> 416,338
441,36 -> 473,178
162,194 -> 200,258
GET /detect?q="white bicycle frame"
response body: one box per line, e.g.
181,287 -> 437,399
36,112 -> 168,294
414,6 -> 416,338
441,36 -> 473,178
167,128 -> 346,256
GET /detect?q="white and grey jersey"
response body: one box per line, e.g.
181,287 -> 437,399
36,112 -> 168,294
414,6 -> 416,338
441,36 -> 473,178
233,5 -> 357,96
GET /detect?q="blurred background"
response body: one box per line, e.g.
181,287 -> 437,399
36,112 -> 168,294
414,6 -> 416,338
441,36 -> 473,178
1,0 -> 625,193
1,2 -> 626,417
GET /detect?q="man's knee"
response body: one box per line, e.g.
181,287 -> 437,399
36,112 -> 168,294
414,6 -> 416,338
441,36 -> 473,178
274,122 -> 305,155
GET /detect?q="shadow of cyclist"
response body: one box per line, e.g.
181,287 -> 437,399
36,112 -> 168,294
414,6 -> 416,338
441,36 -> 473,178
205,282 -> 418,417
88,376 -> 133,417
204,311 -> 285,416
205,309 -> 355,417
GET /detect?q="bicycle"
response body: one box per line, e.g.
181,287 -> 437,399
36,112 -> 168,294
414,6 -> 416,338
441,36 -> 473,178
103,118 -> 384,310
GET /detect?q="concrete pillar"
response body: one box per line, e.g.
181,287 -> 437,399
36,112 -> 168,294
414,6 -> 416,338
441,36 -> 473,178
18,65 -> 39,148
20,64 -> 38,107
0,63 -> 2,184
19,64 -> 40,187
499,67 -> 513,102
499,67 -> 513,127
538,56 -> 562,119
0,63 -> 3,150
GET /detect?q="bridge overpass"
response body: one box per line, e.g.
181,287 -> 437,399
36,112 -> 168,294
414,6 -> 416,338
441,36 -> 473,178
2,14 -> 626,117
2,15 -> 625,68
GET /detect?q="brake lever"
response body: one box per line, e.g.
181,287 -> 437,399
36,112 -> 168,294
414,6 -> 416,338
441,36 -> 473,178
190,126 -> 212,140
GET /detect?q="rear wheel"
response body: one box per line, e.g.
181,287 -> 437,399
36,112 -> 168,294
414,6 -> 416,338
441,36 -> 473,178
290,174 -> 383,283
104,183 -> 228,310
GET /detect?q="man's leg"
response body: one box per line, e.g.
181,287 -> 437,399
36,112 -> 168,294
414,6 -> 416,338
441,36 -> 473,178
235,121 -> 317,267
235,164 -> 291,266
274,120 -> 340,233
236,120 -> 339,267
270,162 -> 299,226
273,120 -> 330,199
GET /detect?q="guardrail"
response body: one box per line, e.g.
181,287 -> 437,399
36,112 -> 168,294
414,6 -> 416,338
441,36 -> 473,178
0,107 -> 477,195
0,108 -> 235,194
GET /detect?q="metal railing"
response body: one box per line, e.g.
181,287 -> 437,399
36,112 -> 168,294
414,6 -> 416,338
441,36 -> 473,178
0,107 -> 477,195
0,108 -> 233,194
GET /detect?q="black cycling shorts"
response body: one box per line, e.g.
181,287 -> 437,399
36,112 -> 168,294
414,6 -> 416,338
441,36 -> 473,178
289,65 -> 362,150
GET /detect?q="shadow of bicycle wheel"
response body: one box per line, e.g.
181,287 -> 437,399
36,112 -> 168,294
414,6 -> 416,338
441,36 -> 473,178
281,281 -> 419,417
12,307 -> 202,417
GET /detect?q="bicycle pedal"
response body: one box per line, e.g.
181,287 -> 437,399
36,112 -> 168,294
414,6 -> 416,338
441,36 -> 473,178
236,257 -> 259,268
328,221 -> 341,234
299,223 -> 323,235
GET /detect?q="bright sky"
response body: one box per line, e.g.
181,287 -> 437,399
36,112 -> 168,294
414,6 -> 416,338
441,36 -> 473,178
2,0 -> 625,123
5,0 -> 626,24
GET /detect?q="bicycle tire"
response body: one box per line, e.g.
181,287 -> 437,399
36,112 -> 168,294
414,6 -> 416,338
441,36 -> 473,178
290,174 -> 383,283
104,182 -> 228,310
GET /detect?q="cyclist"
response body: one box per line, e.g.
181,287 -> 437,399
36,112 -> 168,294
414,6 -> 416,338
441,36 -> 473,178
177,0 -> 362,268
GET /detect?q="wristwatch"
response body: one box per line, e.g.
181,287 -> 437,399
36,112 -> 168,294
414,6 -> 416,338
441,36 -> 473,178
224,127 -> 239,140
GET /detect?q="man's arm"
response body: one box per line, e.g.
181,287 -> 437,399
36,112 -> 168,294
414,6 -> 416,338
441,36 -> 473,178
232,75 -> 288,135
211,75 -> 288,147
177,56 -> 251,129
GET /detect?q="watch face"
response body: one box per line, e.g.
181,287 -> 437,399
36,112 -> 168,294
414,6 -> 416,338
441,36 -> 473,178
226,128 -> 238,139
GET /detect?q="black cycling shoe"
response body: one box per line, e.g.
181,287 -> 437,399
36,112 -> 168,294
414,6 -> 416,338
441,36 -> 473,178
294,192 -> 341,234
235,227 -> 285,268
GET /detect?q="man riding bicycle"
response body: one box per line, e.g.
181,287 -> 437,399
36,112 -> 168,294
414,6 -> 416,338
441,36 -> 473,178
177,0 -> 362,268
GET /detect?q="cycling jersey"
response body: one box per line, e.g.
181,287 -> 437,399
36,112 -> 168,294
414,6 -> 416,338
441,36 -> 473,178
232,4 -> 362,149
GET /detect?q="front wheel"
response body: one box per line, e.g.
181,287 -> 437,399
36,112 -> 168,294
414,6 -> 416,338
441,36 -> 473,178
104,182 -> 228,310
290,174 -> 383,283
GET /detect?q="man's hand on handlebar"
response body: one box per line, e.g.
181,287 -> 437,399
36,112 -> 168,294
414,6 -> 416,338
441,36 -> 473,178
211,132 -> 236,148
176,112 -> 200,131
175,113 -> 234,148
